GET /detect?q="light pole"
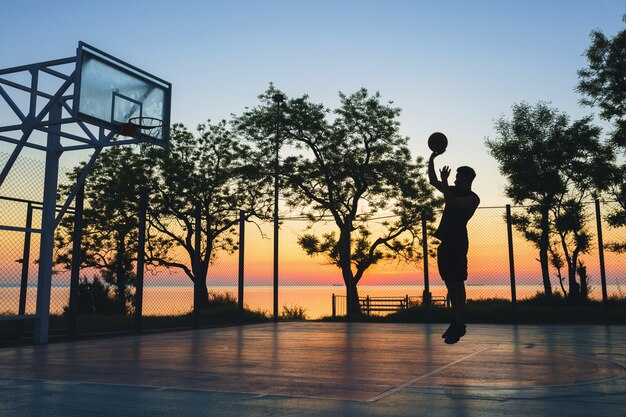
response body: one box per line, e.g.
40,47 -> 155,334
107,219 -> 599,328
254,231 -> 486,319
272,93 -> 284,321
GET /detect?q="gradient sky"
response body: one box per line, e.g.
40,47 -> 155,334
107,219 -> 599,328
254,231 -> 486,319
1,0 -> 624,206
1,1 -> 625,291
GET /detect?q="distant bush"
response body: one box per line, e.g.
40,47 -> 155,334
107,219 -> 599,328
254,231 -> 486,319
206,291 -> 238,309
280,304 -> 307,320
63,276 -> 118,315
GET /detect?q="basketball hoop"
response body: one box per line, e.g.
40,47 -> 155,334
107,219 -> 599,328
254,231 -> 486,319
120,116 -> 163,138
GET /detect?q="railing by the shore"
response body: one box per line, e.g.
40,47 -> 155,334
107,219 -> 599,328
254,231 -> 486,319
331,293 -> 448,317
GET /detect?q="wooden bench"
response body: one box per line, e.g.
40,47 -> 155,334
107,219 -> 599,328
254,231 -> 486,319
359,295 -> 449,314
359,296 -> 412,315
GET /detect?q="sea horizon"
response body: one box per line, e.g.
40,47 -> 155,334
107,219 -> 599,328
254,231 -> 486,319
2,283 -> 623,319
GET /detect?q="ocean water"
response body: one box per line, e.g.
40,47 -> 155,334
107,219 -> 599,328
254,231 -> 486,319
1,284 -> 623,319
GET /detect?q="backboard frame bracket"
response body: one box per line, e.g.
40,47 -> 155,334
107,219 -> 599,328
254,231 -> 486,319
0,41 -> 172,344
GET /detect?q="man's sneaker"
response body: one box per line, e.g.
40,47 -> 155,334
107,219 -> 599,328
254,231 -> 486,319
442,321 -> 456,339
442,321 -> 466,338
444,323 -> 466,345
458,323 -> 466,337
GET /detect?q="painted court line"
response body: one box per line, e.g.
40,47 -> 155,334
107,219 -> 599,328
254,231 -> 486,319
367,344 -> 497,402
2,376 -> 364,403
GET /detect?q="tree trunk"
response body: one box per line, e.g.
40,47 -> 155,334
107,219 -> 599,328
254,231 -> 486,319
339,224 -> 361,315
568,251 -> 581,302
346,283 -> 361,316
194,279 -> 209,310
539,206 -> 553,297
192,260 -> 210,310
567,264 -> 581,302
577,260 -> 588,300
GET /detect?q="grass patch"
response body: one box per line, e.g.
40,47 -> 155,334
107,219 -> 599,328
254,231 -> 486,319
280,304 -> 308,320
0,302 -> 270,346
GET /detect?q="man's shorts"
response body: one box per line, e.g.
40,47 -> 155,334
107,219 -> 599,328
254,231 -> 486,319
437,240 -> 469,282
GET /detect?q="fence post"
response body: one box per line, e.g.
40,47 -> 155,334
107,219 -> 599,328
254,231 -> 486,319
405,294 -> 409,309
134,187 -> 147,333
18,202 -> 33,316
421,210 -> 431,322
506,204 -> 518,324
594,199 -> 609,324
332,293 -> 336,318
238,210 -> 245,322
366,295 -> 370,316
68,183 -> 84,337
17,202 -> 34,338
272,95 -> 283,321
193,201 -> 202,328
346,214 -> 353,321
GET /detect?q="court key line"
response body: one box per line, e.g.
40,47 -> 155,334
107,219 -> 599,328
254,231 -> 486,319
367,344 -> 497,402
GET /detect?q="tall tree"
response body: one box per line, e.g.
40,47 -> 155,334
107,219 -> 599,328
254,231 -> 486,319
234,87 -> 440,314
145,121 -> 272,309
577,15 -> 626,252
56,146 -> 157,314
486,102 -> 614,300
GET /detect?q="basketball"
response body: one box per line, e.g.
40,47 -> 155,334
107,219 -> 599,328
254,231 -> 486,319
428,132 -> 448,154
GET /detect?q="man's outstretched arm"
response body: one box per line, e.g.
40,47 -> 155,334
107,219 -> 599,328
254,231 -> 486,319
429,152 -> 444,192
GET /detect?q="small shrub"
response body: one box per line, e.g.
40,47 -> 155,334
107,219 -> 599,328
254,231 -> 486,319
63,276 -> 118,315
206,291 -> 238,309
280,304 -> 307,320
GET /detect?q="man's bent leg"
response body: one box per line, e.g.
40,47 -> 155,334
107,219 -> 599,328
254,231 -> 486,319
445,280 -> 465,323
443,280 -> 467,344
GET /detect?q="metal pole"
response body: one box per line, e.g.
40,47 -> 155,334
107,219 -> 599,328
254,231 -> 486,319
594,199 -> 609,323
18,202 -> 33,315
272,93 -> 284,321
34,102 -> 62,344
506,204 -> 518,324
421,210 -> 431,322
68,182 -> 85,337
346,213 -> 353,320
193,201 -> 202,328
134,187 -> 147,333
17,202 -> 33,338
238,210 -> 245,320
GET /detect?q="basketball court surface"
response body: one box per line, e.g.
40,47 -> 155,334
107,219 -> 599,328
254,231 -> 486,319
1,322 -> 625,416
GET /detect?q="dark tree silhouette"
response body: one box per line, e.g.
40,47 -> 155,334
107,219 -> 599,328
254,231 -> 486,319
234,87 -> 440,315
487,102 -> 614,300
56,146 -> 156,314
577,15 -> 626,252
145,122 -> 273,310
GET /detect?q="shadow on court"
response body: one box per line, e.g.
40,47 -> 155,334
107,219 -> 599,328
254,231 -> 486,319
1,322 -> 625,416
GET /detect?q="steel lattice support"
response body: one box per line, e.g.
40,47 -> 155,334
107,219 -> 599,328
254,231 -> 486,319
0,55 -> 139,343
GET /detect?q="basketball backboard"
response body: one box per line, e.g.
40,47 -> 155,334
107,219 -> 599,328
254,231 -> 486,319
74,42 -> 171,146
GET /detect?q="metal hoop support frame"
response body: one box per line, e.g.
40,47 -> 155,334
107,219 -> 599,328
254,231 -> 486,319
120,116 -> 163,138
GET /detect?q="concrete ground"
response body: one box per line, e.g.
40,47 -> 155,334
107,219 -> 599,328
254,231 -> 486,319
0,322 -> 625,416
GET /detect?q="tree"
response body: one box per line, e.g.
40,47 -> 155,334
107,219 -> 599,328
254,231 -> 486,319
577,15 -> 626,252
486,102 -> 614,300
234,87 -> 440,315
62,276 -> 118,315
56,146 -> 157,314
144,121 -> 272,310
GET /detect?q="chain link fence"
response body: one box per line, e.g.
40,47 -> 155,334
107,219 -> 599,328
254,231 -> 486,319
1,152 -> 625,343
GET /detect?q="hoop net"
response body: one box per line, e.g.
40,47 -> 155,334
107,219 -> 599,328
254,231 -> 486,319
120,116 -> 163,139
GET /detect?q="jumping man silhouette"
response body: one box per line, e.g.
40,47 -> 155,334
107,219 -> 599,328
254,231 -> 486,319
428,151 -> 480,344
